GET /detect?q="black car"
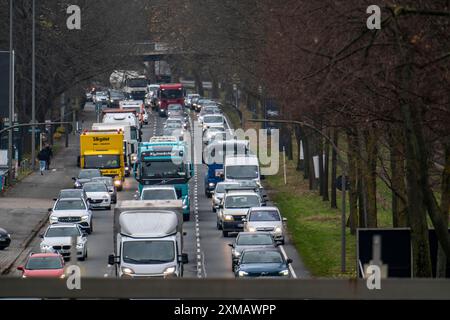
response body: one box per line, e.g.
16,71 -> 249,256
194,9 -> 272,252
72,169 -> 102,189
234,248 -> 292,278
228,232 -> 277,271
0,227 -> 11,250
108,90 -> 125,108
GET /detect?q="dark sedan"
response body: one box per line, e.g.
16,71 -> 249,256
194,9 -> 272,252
228,232 -> 277,271
72,169 -> 102,189
234,248 -> 292,278
0,227 -> 11,250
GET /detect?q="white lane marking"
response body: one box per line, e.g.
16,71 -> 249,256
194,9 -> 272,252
279,245 -> 297,279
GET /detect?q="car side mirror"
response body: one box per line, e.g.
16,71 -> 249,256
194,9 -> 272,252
17,266 -> 24,271
178,253 -> 188,264
260,175 -> 266,180
53,198 -> 57,201
242,218 -> 247,222
228,243 -> 234,248
218,204 -> 223,209
282,217 -> 287,222
87,198 -> 92,202
287,258 -> 293,264
72,177 -> 76,181
39,234 -> 44,238
219,173 -> 224,179
108,254 -> 117,265
47,208 -> 52,212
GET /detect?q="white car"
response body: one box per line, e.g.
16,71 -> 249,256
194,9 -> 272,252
212,182 -> 240,212
243,207 -> 287,244
83,182 -> 111,210
49,198 -> 93,234
217,190 -> 262,237
143,108 -> 149,124
202,114 -> 225,131
40,224 -> 88,260
139,185 -> 178,200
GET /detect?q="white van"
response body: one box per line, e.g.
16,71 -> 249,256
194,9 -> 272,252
224,155 -> 260,183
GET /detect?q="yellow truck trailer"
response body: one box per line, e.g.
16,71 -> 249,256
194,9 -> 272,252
80,130 -> 125,191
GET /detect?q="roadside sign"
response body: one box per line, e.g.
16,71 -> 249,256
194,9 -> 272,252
336,175 -> 350,191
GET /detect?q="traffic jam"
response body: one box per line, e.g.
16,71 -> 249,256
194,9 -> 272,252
15,76 -> 293,280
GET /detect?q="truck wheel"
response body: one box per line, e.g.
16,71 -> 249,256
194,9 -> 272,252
88,221 -> 93,234
183,214 -> 190,222
206,192 -> 212,199
216,219 -> 222,230
222,230 -> 229,237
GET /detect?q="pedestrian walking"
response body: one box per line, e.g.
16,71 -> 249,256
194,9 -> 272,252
44,144 -> 53,170
37,148 -> 48,175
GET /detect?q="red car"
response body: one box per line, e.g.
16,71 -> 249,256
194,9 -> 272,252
17,253 -> 65,278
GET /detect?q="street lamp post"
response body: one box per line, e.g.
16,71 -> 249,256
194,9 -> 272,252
250,118 -> 349,273
8,0 -> 14,183
31,0 -> 36,170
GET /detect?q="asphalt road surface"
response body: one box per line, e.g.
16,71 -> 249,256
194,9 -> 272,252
8,103 -> 309,279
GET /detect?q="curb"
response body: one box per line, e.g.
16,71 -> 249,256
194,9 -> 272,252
0,213 -> 49,275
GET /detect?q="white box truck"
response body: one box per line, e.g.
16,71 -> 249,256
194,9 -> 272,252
108,200 -> 188,278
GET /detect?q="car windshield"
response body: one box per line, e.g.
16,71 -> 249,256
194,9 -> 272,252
203,115 -> 223,123
141,189 -> 177,200
59,190 -> 83,199
96,91 -> 107,96
127,79 -> 147,87
160,88 -> 183,99
84,183 -> 107,192
55,199 -> 86,210
45,227 -> 81,237
165,122 -> 182,129
92,178 -> 113,186
226,165 -> 259,179
84,155 -> 121,169
78,170 -> 101,179
122,241 -> 175,264
237,234 -> 274,246
225,195 -> 260,208
168,104 -> 182,111
249,211 -> 281,221
241,251 -> 283,264
25,257 -> 63,270
141,160 -> 184,179
110,92 -> 124,99
215,183 -> 238,193
122,106 -> 141,114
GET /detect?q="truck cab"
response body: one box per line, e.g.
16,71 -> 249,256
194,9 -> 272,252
157,83 -> 185,117
79,130 -> 125,191
109,201 -> 188,278
134,137 -> 194,220
224,155 -> 261,184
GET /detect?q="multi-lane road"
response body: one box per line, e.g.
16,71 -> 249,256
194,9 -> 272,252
8,103 -> 309,279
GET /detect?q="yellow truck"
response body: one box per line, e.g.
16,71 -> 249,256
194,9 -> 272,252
80,130 -> 125,191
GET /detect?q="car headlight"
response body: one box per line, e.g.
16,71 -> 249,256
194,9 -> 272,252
103,195 -> 109,199
131,154 -> 137,162
40,244 -> 52,251
238,270 -> 248,277
232,250 -> 241,257
208,182 -> 215,188
81,215 -> 89,221
114,180 -> 122,187
50,216 -> 58,223
121,267 -> 135,275
275,226 -> 282,234
74,181 -> 81,187
22,274 -> 27,279
60,274 -> 66,279
224,215 -> 233,221
125,166 -> 129,171
76,243 -> 84,249
279,269 -> 289,276
248,227 -> 256,232
163,266 -> 176,276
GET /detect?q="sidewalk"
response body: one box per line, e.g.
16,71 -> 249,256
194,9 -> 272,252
0,107 -> 92,274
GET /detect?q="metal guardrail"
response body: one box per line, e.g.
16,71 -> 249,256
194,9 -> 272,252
0,278 -> 449,300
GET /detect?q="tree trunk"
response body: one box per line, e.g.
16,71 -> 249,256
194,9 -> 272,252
437,143 -> 450,277
347,131 -> 359,234
323,129 -> 330,202
300,126 -> 310,180
357,128 -> 378,228
331,129 -> 338,208
295,125 -> 303,171
358,168 -> 367,228
318,135 -> 324,196
389,128 -> 408,227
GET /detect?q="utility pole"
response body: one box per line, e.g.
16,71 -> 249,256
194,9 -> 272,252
31,0 -> 36,170
8,0 -> 14,183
